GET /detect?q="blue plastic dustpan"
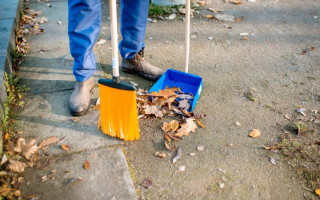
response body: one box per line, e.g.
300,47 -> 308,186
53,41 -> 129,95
149,69 -> 203,111
149,0 -> 202,111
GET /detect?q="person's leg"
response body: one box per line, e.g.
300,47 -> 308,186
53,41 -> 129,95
120,0 -> 164,81
68,0 -> 101,82
68,0 -> 101,116
119,0 -> 148,59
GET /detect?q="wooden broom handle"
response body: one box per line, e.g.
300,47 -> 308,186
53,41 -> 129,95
110,0 -> 119,78
185,0 -> 190,73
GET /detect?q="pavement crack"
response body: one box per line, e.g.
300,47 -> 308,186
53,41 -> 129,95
47,144 -> 124,159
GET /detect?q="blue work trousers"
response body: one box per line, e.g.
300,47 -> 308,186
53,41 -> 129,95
68,0 -> 149,82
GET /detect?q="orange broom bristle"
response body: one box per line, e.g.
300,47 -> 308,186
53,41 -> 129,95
99,84 -> 140,141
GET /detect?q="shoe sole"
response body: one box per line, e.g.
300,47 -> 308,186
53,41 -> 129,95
69,107 -> 89,116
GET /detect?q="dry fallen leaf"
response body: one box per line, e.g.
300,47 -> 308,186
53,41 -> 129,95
40,136 -> 62,148
0,171 -> 8,176
178,99 -> 191,110
197,146 -> 204,151
162,120 -> 179,132
172,148 -> 182,165
284,114 -> 291,120
14,189 -> 21,197
6,141 -> 15,156
196,120 -> 205,128
164,141 -> 176,152
162,122 -> 171,132
230,0 -> 242,4
249,129 -> 261,138
27,162 -> 34,167
141,178 -> 152,189
148,89 -> 176,99
8,160 -> 27,173
1,154 -> 8,165
263,145 -> 280,150
18,177 -> 25,183
61,144 -> 71,151
143,105 -> 163,118
27,194 -> 42,200
175,165 -> 186,173
197,0 -> 211,6
21,139 -> 38,160
14,137 -> 24,153
205,14 -> 215,19
175,118 -> 197,137
235,16 -> 246,21
270,157 -> 276,165
164,133 -> 171,142
14,138 -> 39,160
154,152 -> 166,158
172,121 -> 180,132
41,175 -> 48,182
84,160 -> 90,170
136,88 -> 148,96
73,118 -> 80,123
0,184 -> 11,196
178,8 -> 195,15
167,132 -> 180,142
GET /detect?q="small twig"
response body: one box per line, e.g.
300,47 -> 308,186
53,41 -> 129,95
302,187 -> 313,193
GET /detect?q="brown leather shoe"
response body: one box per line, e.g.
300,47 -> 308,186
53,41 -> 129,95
122,48 -> 164,81
69,76 -> 94,116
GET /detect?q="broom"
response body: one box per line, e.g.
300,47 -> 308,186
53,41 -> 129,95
98,0 -> 140,141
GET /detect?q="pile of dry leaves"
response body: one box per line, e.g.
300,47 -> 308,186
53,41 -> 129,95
1,136 -> 68,199
19,8 -> 48,35
13,6 -> 48,69
136,87 -> 205,162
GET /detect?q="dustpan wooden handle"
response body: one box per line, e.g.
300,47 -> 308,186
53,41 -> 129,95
185,0 -> 190,73
110,0 -> 119,81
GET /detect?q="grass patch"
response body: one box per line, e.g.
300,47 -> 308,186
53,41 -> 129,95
1,73 -> 28,136
289,122 -> 309,135
11,49 -> 24,65
148,2 -> 198,17
149,3 -> 177,16
279,138 -> 320,190
244,91 -> 256,101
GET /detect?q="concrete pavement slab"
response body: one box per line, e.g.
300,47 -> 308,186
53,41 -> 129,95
0,0 -> 19,5
23,1 -> 69,52
0,3 -> 19,20
20,147 -> 137,200
15,87 -> 122,156
0,18 -> 15,55
18,50 -> 104,94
